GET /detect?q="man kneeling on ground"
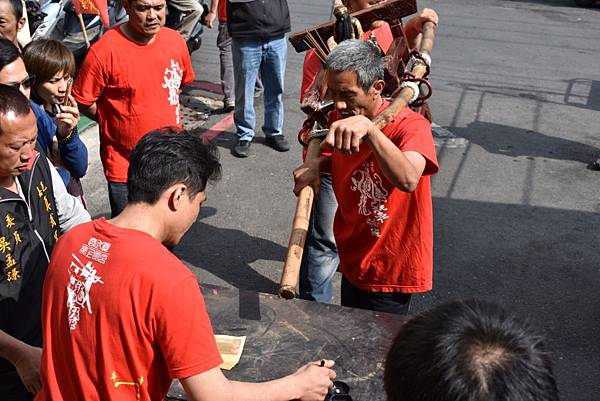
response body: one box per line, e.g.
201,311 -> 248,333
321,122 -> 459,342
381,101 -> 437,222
36,130 -> 335,401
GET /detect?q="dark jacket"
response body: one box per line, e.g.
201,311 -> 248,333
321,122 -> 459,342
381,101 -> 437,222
0,148 -> 60,398
227,0 -> 291,39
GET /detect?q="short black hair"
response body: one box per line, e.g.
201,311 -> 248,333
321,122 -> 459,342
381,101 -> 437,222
0,37 -> 21,72
127,128 -> 222,205
384,300 -> 559,401
0,0 -> 23,23
0,84 -> 32,128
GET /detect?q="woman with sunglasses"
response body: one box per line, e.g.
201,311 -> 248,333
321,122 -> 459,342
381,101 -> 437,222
23,39 -> 89,205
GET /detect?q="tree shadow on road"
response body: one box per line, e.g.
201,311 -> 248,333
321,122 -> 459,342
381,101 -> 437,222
450,121 -> 598,164
174,207 -> 284,294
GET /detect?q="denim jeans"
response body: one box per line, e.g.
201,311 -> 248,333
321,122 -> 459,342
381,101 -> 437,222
108,181 -> 128,218
299,174 -> 339,303
231,35 -> 287,141
341,277 -> 412,315
217,22 -> 263,105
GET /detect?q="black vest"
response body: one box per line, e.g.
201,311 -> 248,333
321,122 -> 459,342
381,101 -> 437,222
227,0 -> 291,39
0,149 -> 60,394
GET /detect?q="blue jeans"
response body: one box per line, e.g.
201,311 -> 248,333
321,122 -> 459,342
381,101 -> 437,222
231,35 -> 287,141
299,174 -> 339,303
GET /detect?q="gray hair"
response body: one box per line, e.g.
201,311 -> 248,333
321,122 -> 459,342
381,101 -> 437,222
325,39 -> 384,91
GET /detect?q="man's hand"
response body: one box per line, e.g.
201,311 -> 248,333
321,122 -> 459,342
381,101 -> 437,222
292,360 -> 336,401
414,8 -> 439,26
293,157 -> 323,197
323,115 -> 378,155
56,94 -> 81,138
14,344 -> 42,394
404,7 -> 439,48
204,10 -> 217,28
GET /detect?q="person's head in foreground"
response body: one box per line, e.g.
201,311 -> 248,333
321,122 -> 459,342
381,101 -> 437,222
121,128 -> 221,246
325,39 -> 385,120
384,299 -> 559,401
0,85 -> 37,184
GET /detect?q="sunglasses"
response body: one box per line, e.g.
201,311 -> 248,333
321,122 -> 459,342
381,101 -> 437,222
8,75 -> 36,90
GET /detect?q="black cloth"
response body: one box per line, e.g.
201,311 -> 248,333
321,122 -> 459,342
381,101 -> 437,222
226,0 -> 291,39
0,148 -> 60,399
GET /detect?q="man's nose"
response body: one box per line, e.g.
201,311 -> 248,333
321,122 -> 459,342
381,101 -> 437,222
21,143 -> 35,161
335,100 -> 347,111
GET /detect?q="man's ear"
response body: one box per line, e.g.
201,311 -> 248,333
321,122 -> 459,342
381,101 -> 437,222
371,79 -> 385,96
167,184 -> 187,211
17,17 -> 25,33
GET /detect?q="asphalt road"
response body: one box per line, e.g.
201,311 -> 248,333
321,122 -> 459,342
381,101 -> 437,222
79,0 -> 600,399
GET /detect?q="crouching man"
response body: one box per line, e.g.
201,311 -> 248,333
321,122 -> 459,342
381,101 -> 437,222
294,39 -> 439,314
36,130 -> 335,401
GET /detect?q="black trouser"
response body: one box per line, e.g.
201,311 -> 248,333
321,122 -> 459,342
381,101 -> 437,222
0,372 -> 34,401
107,181 -> 128,218
341,277 -> 412,315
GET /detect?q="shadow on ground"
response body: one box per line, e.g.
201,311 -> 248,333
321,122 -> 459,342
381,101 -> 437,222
507,0 -> 600,9
174,207 -> 283,293
419,196 -> 600,399
450,121 -> 598,164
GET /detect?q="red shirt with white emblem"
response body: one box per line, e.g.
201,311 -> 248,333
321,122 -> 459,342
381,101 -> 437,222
330,102 -> 439,293
36,218 -> 222,401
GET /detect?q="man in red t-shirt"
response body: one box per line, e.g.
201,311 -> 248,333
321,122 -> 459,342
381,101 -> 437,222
37,130 -> 336,401
294,39 -> 439,315
73,0 -> 195,217
298,5 -> 439,304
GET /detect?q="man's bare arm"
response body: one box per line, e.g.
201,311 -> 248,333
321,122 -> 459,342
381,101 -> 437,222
78,102 -> 98,121
0,330 -> 42,394
181,360 -> 335,401
324,115 -> 426,192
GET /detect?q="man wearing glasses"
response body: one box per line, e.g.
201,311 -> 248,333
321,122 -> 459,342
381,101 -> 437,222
0,38 -> 88,187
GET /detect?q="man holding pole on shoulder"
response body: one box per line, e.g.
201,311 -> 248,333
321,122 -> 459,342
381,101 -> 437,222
297,3 -> 438,304
294,39 -> 439,315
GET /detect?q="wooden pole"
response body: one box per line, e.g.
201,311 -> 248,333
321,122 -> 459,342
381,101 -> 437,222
77,13 -> 91,48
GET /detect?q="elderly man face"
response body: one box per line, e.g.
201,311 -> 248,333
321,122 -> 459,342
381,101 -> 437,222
123,0 -> 166,41
0,107 -> 37,180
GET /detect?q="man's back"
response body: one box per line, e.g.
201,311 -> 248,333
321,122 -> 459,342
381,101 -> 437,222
37,219 -> 222,401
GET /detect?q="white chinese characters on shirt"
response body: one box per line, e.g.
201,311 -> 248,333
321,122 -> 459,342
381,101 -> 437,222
162,59 -> 184,124
66,237 -> 111,330
350,161 -> 389,237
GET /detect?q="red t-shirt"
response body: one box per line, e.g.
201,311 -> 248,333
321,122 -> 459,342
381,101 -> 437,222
73,27 -> 195,182
218,0 -> 227,22
36,219 -> 222,401
330,102 -> 439,293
